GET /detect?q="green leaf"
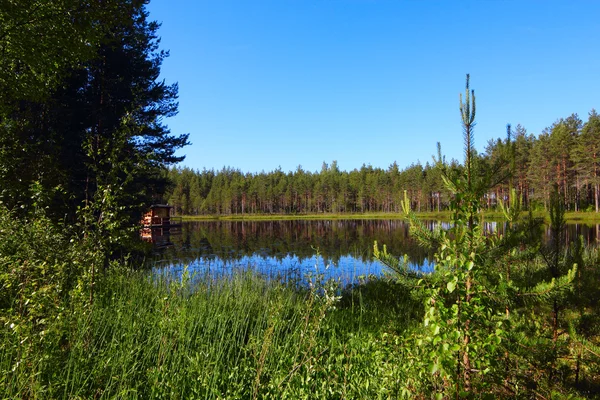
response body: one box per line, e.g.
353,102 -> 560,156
447,279 -> 457,293
429,362 -> 439,375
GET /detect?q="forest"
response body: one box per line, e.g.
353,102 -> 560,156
165,114 -> 600,216
164,110 -> 600,215
0,0 -> 188,230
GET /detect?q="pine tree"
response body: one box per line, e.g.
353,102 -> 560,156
513,124 -> 534,208
548,115 -> 581,209
528,132 -> 554,210
374,75 -> 577,397
573,110 -> 600,212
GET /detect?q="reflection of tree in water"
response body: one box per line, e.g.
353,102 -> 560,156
155,220 -> 433,268
543,222 -> 600,247
153,220 -> 599,272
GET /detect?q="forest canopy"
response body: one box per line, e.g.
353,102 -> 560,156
0,0 -> 189,225
164,112 -> 600,216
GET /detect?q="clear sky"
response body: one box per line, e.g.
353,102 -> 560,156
146,0 -> 600,174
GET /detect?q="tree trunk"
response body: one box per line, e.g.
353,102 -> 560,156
463,273 -> 472,392
594,152 -> 599,212
553,300 -> 559,343
575,175 -> 579,212
594,183 -> 600,212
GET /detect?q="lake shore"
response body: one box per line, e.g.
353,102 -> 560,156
180,210 -> 600,223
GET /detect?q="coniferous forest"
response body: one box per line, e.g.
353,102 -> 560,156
1,1 -> 600,399
165,113 -> 600,216
0,0 -> 188,227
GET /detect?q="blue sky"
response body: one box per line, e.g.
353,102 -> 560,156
147,0 -> 600,174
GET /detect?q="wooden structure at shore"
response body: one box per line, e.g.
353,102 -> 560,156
140,204 -> 181,246
141,204 -> 182,229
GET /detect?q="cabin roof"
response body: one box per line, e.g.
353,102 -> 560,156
149,204 -> 173,209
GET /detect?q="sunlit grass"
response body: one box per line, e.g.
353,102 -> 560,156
181,210 -> 600,223
1,267 -> 420,399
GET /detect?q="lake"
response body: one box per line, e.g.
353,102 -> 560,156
149,219 -> 600,287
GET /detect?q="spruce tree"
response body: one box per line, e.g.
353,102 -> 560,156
0,0 -> 188,228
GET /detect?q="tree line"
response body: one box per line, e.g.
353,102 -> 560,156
165,160 -> 446,215
164,111 -> 600,215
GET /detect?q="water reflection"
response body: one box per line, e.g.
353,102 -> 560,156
150,220 -> 599,286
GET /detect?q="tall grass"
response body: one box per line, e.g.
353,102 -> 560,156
1,264 -> 420,399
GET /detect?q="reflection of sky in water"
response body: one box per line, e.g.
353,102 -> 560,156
150,219 -> 598,288
154,253 -> 434,288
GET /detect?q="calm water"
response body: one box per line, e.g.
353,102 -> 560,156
150,219 -> 600,287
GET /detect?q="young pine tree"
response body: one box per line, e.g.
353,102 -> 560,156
374,74 -> 577,397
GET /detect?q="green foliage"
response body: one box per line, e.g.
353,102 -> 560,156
164,162 -> 450,216
373,74 -> 589,398
0,234 -> 423,399
2,201 -> 596,398
0,204 -> 95,396
460,73 -> 476,189
0,0 -> 115,105
0,0 -> 188,230
162,106 -> 600,217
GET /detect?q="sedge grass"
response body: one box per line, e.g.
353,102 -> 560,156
1,266 -> 419,399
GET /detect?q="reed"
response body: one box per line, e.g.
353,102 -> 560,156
1,266 -> 417,399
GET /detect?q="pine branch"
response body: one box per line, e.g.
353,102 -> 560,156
516,265 -> 577,303
373,241 -> 430,289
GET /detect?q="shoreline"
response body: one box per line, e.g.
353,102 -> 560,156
178,210 -> 600,223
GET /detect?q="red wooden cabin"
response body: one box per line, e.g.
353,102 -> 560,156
141,204 -> 181,228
